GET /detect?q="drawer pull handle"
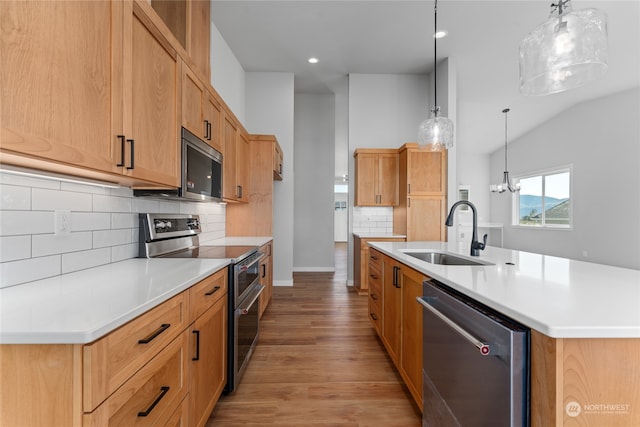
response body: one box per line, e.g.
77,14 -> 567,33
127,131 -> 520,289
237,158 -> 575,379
370,255 -> 378,260
369,274 -> 378,280
138,323 -> 170,344
371,293 -> 378,300
370,313 -> 378,321
205,286 -> 221,296
137,386 -> 170,417
192,330 -> 200,361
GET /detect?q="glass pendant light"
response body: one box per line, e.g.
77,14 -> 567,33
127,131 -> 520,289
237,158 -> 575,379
418,0 -> 454,150
519,0 -> 608,96
490,108 -> 520,193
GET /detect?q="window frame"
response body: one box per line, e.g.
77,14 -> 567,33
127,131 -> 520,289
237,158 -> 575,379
511,165 -> 573,230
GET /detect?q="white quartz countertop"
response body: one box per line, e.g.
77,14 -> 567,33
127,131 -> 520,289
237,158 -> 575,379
0,258 -> 229,344
368,241 -> 640,339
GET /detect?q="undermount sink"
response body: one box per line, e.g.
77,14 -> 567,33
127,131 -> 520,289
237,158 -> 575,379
402,250 -> 494,266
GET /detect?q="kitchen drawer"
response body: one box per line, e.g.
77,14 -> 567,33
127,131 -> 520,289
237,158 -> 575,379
84,330 -> 189,427
162,394 -> 189,427
83,292 -> 188,412
368,292 -> 383,335
368,262 -> 382,293
369,248 -> 383,271
189,267 -> 228,321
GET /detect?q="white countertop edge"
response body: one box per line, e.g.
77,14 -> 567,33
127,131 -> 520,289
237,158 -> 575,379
201,236 -> 273,246
369,241 -> 640,339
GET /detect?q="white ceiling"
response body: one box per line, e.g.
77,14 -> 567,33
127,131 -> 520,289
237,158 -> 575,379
211,0 -> 640,154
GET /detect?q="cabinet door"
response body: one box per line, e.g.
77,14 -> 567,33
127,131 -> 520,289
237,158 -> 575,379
407,196 -> 447,241
382,256 -> 401,364
354,153 -> 378,205
236,131 -> 249,202
400,267 -> 424,407
203,94 -> 222,152
181,63 -> 206,139
258,242 -> 273,318
377,153 -> 399,205
223,115 -> 238,200
121,1 -> 179,186
406,149 -> 446,195
189,0 -> 211,79
1,1 -> 116,174
190,296 -> 227,427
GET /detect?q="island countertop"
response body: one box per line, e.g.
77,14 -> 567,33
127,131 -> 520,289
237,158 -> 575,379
368,241 -> 640,338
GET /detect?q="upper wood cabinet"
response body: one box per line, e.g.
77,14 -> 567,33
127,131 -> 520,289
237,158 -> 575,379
1,1 -> 117,176
0,0 -> 180,188
181,62 -> 222,152
273,141 -> 284,180
354,149 -> 399,206
151,0 -> 210,79
226,135 -> 282,235
222,114 -> 249,203
121,0 -> 180,187
394,143 -> 447,241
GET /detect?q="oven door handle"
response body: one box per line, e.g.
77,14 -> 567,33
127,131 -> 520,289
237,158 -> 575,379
237,284 -> 265,315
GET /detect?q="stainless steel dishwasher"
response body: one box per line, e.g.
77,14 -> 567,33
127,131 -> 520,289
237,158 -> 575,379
417,279 -> 529,427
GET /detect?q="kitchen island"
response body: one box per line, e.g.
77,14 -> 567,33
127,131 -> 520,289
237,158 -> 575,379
369,241 -> 640,427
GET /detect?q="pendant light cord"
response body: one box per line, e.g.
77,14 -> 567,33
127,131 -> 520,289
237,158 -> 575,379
503,108 -> 510,171
433,0 -> 438,108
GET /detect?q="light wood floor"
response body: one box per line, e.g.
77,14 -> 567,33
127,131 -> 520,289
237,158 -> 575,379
207,243 -> 421,426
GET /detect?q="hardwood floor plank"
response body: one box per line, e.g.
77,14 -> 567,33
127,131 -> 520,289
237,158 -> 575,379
207,243 -> 421,426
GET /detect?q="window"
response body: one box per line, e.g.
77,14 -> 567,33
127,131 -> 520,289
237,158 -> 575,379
513,168 -> 571,228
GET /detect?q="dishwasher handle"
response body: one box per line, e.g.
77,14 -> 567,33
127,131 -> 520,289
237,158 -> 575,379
417,296 -> 491,356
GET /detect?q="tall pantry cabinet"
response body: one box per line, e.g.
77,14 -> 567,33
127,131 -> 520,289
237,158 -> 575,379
393,143 -> 447,241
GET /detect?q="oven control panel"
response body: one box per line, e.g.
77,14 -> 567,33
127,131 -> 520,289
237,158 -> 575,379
153,217 -> 200,234
140,213 -> 202,244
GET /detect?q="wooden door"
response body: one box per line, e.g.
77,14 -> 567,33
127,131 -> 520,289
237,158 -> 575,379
407,196 -> 447,241
236,131 -> 249,202
223,115 -> 238,200
203,94 -> 222,152
377,153 -> 399,205
181,63 -> 206,139
0,0 -> 116,174
122,1 -> 180,186
400,266 -> 424,408
190,297 -> 227,427
407,149 -> 446,195
382,256 -> 401,364
354,153 -> 378,205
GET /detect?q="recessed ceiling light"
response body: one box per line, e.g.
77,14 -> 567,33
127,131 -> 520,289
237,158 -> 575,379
434,30 -> 448,39
308,57 -> 319,64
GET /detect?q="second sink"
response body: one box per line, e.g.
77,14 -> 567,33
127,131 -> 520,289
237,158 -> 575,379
402,250 -> 494,266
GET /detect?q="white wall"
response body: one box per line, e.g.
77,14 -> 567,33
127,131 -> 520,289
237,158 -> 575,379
245,72 -> 295,285
210,22 -> 246,123
293,94 -> 336,271
347,73 -> 430,281
490,88 -> 640,270
0,173 -> 225,288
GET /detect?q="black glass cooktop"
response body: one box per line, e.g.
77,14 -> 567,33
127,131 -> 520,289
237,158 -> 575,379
160,245 -> 257,262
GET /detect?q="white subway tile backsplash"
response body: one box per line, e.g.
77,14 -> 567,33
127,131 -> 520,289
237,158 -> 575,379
0,184 -> 31,210
0,235 -> 31,262
0,173 -> 227,286
0,211 -> 53,236
93,229 -> 131,248
0,255 -> 61,288
32,232 -> 93,257
32,188 -> 92,211
111,213 -> 138,229
71,212 -> 111,231
353,206 -> 393,234
111,243 -> 139,262
93,194 -> 132,213
62,248 -> 111,274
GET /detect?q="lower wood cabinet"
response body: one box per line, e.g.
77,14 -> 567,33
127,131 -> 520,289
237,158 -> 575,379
353,235 -> 405,295
258,241 -> 274,318
370,249 -> 425,410
0,267 -> 229,427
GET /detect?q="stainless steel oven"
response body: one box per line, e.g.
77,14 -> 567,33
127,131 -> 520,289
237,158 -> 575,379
138,213 -> 264,393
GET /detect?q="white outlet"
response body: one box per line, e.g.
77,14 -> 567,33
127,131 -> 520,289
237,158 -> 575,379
55,210 -> 71,236
582,250 -> 588,257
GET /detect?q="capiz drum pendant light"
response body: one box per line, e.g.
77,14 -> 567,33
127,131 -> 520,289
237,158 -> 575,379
418,0 -> 454,149
519,0 -> 608,96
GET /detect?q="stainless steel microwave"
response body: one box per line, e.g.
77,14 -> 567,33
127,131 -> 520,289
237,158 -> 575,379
134,128 -> 223,202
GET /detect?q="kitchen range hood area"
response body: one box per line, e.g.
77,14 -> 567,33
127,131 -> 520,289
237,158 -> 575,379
1,1 -> 639,426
